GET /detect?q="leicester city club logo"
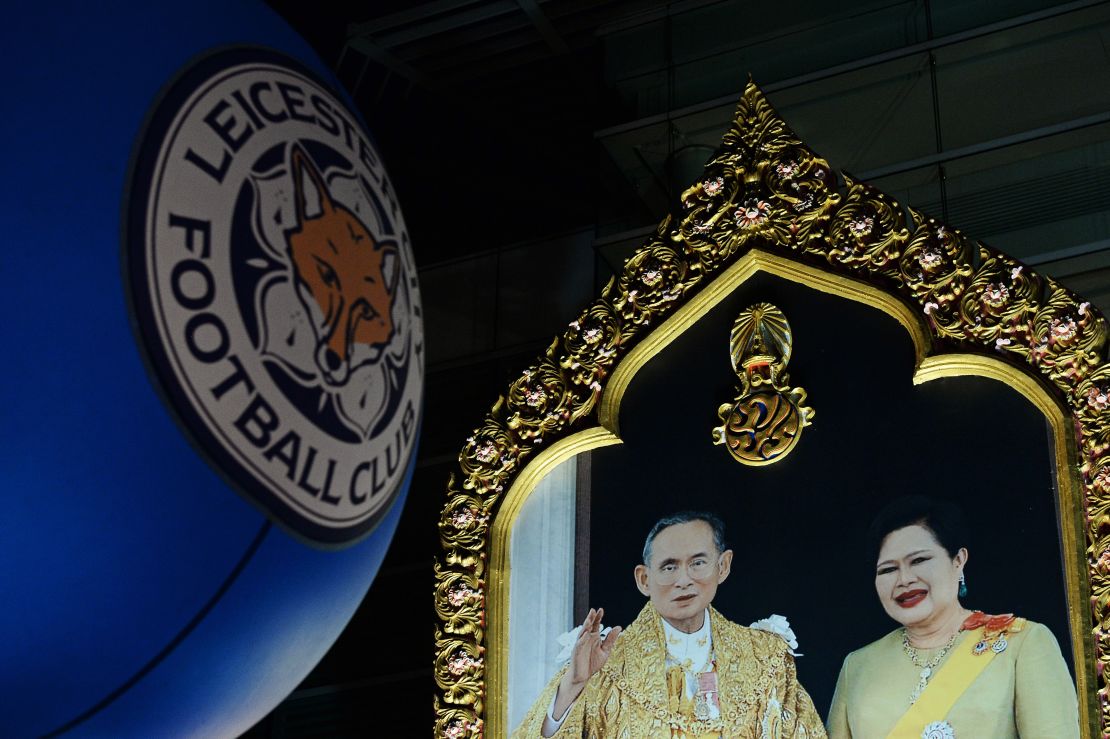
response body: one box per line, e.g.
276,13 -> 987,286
125,49 -> 423,545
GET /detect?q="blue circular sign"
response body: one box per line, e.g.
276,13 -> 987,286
0,4 -> 421,736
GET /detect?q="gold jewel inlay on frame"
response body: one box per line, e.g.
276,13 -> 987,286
433,80 -> 1104,738
712,303 -> 814,466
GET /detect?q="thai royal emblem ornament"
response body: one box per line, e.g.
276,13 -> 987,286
712,303 -> 814,465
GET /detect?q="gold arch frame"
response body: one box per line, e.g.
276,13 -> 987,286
433,82 -> 1108,738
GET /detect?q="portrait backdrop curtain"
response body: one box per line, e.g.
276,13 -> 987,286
508,458 -> 577,732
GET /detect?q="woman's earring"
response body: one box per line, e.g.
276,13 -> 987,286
958,573 -> 968,598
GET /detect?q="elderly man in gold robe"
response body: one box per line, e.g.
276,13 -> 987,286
513,511 -> 825,738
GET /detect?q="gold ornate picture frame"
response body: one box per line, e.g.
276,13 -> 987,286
433,81 -> 1106,738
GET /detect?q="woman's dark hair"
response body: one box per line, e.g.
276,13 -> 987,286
867,495 -> 969,562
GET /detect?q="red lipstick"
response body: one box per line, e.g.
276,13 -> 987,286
895,589 -> 927,608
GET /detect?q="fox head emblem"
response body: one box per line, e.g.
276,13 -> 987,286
284,145 -> 398,386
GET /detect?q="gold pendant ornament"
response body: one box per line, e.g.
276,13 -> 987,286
712,303 -> 814,465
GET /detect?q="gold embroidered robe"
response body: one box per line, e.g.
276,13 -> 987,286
513,603 -> 826,738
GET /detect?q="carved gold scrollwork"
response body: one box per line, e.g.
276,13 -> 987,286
712,304 -> 814,466
1076,365 -> 1110,443
434,700 -> 484,739
768,145 -> 840,251
955,245 -> 1041,349
434,564 -> 485,637
826,175 -> 908,277
434,634 -> 486,709
434,79 -> 1109,736
721,81 -> 797,157
676,171 -> 736,273
559,304 -> 623,410
680,158 -> 779,270
676,88 -> 841,274
1028,279 -> 1107,387
899,209 -> 975,338
458,412 -> 523,495
505,358 -> 576,443
611,232 -> 692,327
439,495 -> 493,572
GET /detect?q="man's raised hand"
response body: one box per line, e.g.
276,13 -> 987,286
552,607 -> 622,720
569,607 -> 622,685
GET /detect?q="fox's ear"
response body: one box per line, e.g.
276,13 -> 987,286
380,240 -> 400,292
289,145 -> 335,226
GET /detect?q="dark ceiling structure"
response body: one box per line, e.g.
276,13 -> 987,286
269,0 -> 668,266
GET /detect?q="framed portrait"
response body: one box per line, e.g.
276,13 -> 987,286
434,83 -> 1104,738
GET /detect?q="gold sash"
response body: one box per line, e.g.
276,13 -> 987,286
885,626 -> 995,739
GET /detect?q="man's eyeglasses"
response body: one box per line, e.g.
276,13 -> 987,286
654,556 -> 719,584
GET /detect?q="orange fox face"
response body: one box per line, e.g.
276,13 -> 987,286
285,146 -> 398,385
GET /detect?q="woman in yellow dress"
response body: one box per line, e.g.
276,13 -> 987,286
826,496 -> 1078,738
